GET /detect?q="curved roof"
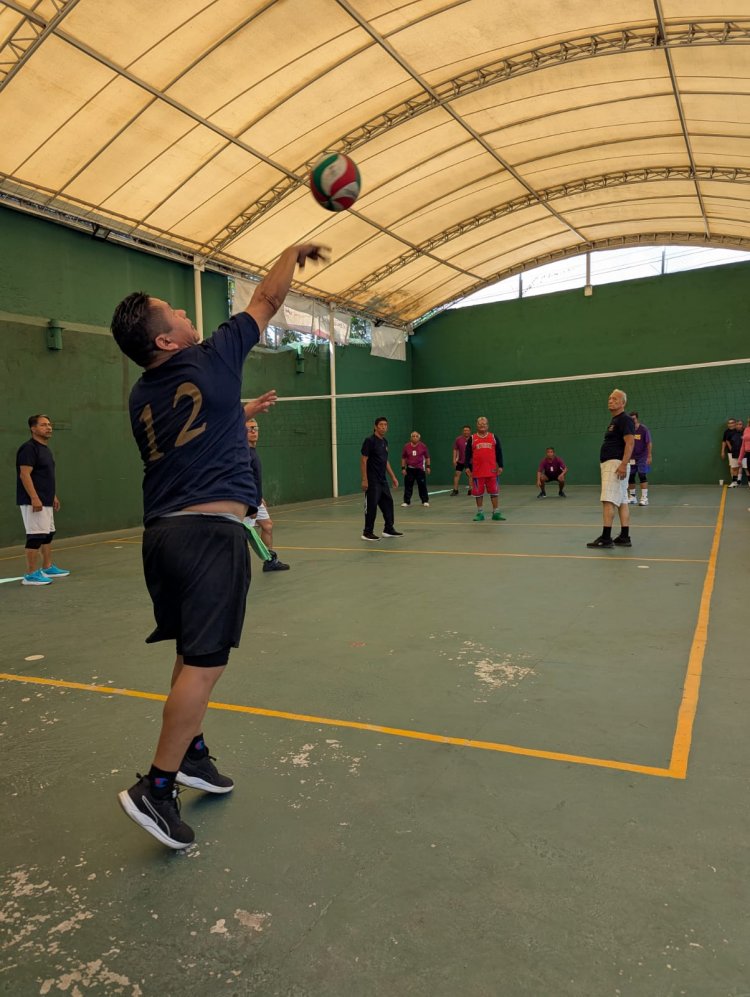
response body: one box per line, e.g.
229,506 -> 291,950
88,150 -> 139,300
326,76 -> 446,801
1,0 -> 749,325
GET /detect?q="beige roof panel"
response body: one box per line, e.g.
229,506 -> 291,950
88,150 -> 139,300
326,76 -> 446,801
1,0 -> 749,323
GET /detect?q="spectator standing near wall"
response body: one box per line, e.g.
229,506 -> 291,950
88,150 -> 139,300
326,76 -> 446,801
16,414 -> 70,586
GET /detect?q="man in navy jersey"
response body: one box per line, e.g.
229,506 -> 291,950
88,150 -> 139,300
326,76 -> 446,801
587,388 -> 635,549
110,242 -> 327,849
360,417 -> 402,541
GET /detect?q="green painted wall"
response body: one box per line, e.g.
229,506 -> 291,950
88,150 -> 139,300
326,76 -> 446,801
336,344 -> 414,495
0,207 -> 413,545
412,264 -> 750,486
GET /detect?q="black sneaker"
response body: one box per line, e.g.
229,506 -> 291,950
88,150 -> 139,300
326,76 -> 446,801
177,753 -> 234,794
558,491 -> 566,498
118,774 -> 195,849
613,534 -> 632,547
382,529 -> 404,537
361,531 -> 380,541
263,553 -> 290,571
586,535 -> 614,548
537,491 -> 546,498
450,489 -> 459,496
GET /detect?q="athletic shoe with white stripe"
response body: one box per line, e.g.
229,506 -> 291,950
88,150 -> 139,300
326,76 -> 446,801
22,570 -> 51,586
41,564 -> 70,577
177,752 -> 234,794
118,775 -> 194,849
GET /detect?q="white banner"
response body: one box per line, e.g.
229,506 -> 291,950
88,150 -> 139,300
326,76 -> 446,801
231,279 -> 349,343
371,324 -> 406,361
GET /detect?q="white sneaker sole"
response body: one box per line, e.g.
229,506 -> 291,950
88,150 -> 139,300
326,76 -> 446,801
22,579 -> 51,585
117,790 -> 193,849
176,772 -> 234,794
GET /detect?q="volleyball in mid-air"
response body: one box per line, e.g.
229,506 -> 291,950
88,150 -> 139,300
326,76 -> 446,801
309,153 -> 361,212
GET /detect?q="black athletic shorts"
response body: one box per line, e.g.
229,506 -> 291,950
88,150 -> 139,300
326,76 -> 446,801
455,461 -> 467,471
142,514 -> 251,667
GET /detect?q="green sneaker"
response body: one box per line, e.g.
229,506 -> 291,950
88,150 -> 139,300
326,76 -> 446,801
473,511 -> 485,522
491,511 -> 506,521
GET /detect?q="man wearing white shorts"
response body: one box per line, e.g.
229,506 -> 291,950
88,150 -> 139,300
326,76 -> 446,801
587,389 -> 635,550
16,414 -> 70,586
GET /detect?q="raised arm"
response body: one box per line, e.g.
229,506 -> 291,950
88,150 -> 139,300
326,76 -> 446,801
246,244 -> 330,333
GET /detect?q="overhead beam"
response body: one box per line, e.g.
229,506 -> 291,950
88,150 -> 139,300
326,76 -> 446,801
343,166 -> 750,297
653,0 -> 710,237
0,0 -> 81,90
204,18 -> 750,257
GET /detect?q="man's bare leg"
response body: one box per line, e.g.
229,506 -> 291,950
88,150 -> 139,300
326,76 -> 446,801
259,519 -> 274,550
153,663 -> 224,772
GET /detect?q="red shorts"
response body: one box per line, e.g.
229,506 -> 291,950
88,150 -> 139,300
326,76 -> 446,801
471,474 -> 499,496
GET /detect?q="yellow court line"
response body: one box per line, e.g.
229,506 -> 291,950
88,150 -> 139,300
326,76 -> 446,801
668,487 -> 727,778
275,517 -> 715,530
0,672 -> 672,779
275,544 -> 707,564
0,537 -> 136,563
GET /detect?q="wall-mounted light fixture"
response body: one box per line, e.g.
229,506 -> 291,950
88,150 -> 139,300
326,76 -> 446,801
47,319 -> 63,350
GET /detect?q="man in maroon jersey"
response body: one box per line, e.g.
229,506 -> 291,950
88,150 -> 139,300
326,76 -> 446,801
536,447 -> 567,498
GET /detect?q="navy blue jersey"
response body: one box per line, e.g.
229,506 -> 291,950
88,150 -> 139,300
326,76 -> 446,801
600,412 -> 635,462
16,439 -> 56,505
361,434 -> 389,480
128,313 -> 260,524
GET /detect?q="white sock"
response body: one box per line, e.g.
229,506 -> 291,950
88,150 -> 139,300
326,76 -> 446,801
641,489 -> 648,501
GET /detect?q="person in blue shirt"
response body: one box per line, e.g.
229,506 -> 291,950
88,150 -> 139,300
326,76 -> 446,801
111,242 -> 327,849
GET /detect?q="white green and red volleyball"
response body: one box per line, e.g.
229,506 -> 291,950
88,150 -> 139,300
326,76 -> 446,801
309,153 -> 361,212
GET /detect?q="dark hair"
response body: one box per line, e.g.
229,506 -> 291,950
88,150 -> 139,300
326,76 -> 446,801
463,424 -> 471,430
629,411 -> 639,419
546,445 -> 555,450
28,414 -> 49,429
111,292 -> 165,367
374,416 -> 388,426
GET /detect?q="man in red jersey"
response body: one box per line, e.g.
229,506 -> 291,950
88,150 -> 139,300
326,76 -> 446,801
464,416 -> 505,521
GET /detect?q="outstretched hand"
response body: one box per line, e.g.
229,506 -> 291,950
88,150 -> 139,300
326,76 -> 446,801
295,244 -> 330,268
244,391 -> 278,418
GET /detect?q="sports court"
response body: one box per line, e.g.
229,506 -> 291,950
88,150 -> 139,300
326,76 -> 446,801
2,484 -> 749,995
2,1 -> 750,994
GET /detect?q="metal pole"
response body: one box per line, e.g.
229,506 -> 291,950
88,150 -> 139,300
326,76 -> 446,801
329,304 -> 339,498
193,260 -> 204,340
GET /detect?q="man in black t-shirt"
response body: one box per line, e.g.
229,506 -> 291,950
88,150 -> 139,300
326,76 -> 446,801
110,241 -> 328,850
360,417 -> 402,541
587,389 -> 635,549
16,414 -> 70,586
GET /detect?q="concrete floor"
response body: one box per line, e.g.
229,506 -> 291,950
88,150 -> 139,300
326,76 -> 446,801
1,485 -> 748,997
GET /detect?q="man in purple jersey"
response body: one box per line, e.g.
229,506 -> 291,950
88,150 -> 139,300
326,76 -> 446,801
627,411 -> 653,506
451,425 -> 472,495
110,241 -> 327,850
536,447 -> 567,498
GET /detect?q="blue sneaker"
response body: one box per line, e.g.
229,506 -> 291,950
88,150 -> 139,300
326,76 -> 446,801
41,564 -> 70,577
22,570 -> 52,586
